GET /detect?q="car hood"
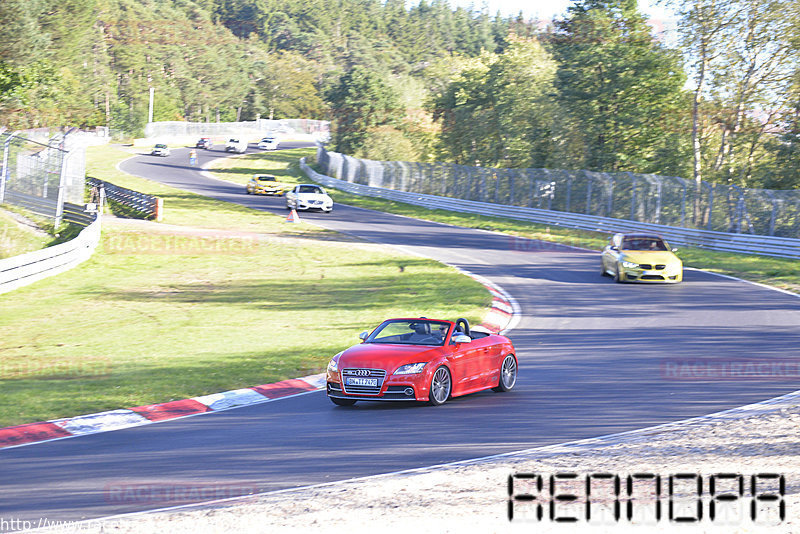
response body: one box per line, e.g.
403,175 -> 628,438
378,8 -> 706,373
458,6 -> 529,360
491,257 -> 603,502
620,250 -> 680,264
296,193 -> 330,201
337,342 -> 446,371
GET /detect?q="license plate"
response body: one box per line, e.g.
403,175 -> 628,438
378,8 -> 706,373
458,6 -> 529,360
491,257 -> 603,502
643,270 -> 656,275
346,377 -> 378,387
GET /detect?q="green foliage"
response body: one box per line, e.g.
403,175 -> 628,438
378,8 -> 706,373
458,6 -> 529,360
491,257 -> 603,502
431,37 -> 558,168
550,0 -> 688,173
326,66 -> 404,155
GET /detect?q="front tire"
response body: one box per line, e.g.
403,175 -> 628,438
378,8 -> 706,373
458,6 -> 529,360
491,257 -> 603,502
492,354 -> 517,392
330,397 -> 356,406
428,366 -> 451,406
613,264 -> 625,283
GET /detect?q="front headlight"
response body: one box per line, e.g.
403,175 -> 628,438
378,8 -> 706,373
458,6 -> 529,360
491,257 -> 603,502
394,362 -> 427,375
327,352 -> 343,373
621,260 -> 638,269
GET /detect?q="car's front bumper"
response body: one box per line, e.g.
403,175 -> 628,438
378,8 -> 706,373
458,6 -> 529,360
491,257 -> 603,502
296,202 -> 333,211
621,266 -> 682,282
326,369 -> 428,401
253,188 -> 283,195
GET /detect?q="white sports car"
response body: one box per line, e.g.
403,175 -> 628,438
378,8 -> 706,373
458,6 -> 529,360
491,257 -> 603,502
285,184 -> 333,212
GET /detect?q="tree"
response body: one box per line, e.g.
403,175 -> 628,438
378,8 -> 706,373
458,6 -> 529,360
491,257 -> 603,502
430,37 -> 558,168
550,0 -> 687,173
326,66 -> 404,155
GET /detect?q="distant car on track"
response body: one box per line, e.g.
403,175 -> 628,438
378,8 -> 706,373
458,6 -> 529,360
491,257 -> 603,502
285,184 -> 333,212
326,317 -> 517,406
225,138 -> 248,153
257,137 -> 279,150
245,174 -> 286,195
196,137 -> 213,149
150,144 -> 170,157
601,233 -> 683,283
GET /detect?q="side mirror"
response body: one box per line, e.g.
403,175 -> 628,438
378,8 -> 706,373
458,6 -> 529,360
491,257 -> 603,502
610,246 -> 618,251
453,334 -> 471,344
358,331 -> 369,341
672,248 -> 678,252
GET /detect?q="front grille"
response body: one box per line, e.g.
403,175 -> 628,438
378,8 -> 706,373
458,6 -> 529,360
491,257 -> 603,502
641,275 -> 665,280
655,264 -> 666,270
639,263 -> 653,270
341,368 -> 386,395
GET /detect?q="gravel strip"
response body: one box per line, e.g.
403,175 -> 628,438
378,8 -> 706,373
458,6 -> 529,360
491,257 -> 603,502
43,395 -> 798,534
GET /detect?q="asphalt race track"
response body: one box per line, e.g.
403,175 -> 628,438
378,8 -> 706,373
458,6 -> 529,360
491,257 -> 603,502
2,142 -> 800,525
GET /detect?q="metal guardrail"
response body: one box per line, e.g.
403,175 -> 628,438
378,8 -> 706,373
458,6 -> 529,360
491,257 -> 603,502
62,202 -> 96,226
301,159 -> 800,259
317,147 -> 800,239
86,177 -> 162,220
0,215 -> 101,295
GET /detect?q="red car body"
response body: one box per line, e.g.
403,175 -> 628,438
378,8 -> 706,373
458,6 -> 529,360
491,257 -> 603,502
326,318 -> 517,406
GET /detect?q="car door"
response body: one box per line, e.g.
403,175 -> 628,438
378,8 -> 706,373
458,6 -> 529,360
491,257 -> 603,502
447,336 -> 483,394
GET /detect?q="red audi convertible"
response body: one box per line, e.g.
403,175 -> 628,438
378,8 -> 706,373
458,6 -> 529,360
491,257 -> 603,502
326,318 -> 517,406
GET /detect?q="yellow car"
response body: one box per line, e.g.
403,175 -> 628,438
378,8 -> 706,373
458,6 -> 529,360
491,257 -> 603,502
601,233 -> 683,283
245,174 -> 286,196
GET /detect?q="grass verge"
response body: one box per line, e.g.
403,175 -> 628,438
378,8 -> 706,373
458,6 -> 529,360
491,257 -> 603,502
211,149 -> 800,295
0,209 -> 50,259
0,146 -> 491,427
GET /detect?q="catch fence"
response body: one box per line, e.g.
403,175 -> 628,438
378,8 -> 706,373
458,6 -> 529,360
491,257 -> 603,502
316,147 -> 800,238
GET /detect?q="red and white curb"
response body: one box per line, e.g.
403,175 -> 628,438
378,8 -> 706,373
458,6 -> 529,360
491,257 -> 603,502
0,374 -> 326,450
0,279 -> 518,451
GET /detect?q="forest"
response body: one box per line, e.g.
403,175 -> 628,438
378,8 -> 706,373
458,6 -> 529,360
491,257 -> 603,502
0,0 -> 798,189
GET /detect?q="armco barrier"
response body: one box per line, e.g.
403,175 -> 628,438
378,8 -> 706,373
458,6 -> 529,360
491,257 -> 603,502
86,177 -> 162,221
301,159 -> 800,259
0,216 -> 101,295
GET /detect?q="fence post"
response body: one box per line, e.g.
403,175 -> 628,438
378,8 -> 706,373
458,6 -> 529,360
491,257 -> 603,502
766,190 -> 777,236
54,149 -> 70,227
653,175 -> 663,225
0,134 -> 13,204
584,171 -> 593,215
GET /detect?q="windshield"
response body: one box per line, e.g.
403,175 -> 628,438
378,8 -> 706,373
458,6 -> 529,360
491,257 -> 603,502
155,144 -> 166,148
257,176 -> 276,182
366,319 -> 451,346
622,237 -> 668,251
298,185 -> 323,194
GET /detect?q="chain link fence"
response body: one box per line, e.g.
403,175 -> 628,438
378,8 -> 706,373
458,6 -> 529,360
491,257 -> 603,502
145,119 -> 330,141
316,147 -> 800,238
0,129 -> 89,226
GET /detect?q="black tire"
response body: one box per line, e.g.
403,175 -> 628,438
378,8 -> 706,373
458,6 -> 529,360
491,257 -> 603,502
613,264 -> 625,283
428,366 -> 451,406
330,397 -> 356,406
492,354 -> 517,392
